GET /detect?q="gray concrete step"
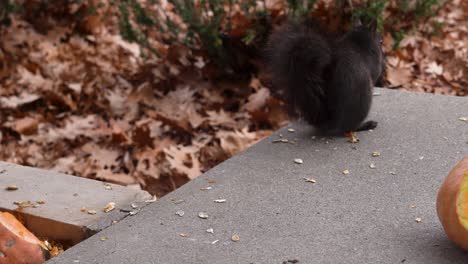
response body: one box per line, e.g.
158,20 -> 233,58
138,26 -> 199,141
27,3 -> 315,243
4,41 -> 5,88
49,89 -> 468,263
0,162 -> 152,247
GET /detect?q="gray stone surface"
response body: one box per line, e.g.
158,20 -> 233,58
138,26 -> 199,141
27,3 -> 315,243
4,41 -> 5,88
0,162 -> 152,245
50,89 -> 467,263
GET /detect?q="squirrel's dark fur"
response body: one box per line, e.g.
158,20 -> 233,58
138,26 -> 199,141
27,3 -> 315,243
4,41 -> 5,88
265,19 -> 385,135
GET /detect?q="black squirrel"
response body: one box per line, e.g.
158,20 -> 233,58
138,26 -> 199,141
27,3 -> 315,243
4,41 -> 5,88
265,19 -> 385,135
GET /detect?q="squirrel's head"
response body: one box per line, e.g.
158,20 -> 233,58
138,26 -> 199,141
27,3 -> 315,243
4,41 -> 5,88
348,19 -> 386,84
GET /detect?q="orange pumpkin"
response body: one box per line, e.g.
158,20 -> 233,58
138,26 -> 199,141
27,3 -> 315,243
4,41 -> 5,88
436,156 -> 468,250
0,212 -> 47,264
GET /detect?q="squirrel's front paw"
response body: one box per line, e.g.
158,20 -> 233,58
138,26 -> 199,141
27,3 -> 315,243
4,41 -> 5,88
357,120 -> 378,131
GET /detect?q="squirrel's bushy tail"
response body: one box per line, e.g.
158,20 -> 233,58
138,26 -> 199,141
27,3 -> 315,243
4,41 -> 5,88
265,21 -> 332,126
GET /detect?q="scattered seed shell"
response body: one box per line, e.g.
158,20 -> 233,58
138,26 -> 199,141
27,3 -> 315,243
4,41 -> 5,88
44,240 -> 52,250
211,240 -> 219,245
103,202 -> 116,213
389,171 -> 397,175
372,152 -> 381,157
37,200 -> 45,204
145,196 -> 157,203
214,199 -> 226,203
200,187 -> 213,191
348,136 -> 359,143
175,210 -> 185,217
206,228 -> 214,234
100,237 -> 108,241
131,203 -> 138,209
129,210 -> 138,216
16,201 -> 32,208
272,138 -> 289,143
5,185 -> 18,191
342,170 -> 350,175
202,178 -> 216,184
459,117 -> 467,121
198,212 -> 209,219
287,128 -> 295,133
231,234 -> 240,242
104,184 -> 112,190
87,210 -> 97,215
415,217 -> 422,223
304,178 -> 316,183
180,233 -> 188,237
80,207 -> 87,212
369,163 -> 376,169
294,158 -> 303,164
173,199 -> 185,204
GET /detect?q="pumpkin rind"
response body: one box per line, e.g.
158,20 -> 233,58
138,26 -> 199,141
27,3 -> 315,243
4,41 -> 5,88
436,156 -> 468,250
0,212 -> 46,264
